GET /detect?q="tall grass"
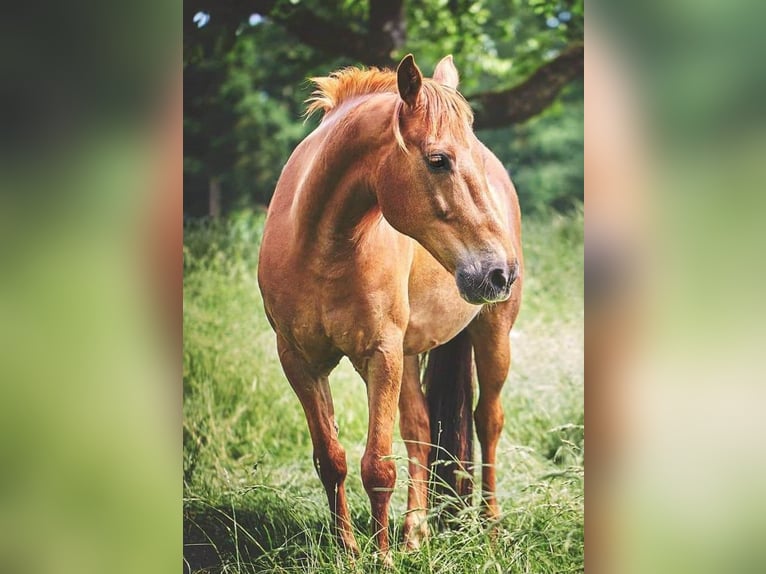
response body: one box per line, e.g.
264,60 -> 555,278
183,209 -> 583,573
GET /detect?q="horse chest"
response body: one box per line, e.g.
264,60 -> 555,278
403,291 -> 480,355
265,267 -> 402,366
403,248 -> 482,355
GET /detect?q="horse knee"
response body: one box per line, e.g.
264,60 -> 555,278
314,442 -> 347,487
361,452 -> 396,502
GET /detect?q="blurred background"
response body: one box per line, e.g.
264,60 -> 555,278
183,0 -> 584,218
0,2 -> 180,573
587,1 -> 766,573
2,0 -> 764,572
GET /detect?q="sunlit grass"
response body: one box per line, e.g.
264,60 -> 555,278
183,209 -> 583,573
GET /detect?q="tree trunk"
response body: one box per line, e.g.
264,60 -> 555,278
368,0 -> 406,67
208,175 -> 221,219
470,44 -> 584,130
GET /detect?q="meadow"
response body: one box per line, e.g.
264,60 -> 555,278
183,209 -> 583,573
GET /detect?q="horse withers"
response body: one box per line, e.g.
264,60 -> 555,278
257,53 -> 523,559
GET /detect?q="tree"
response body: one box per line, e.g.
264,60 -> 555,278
183,0 -> 583,216
185,0 -> 582,128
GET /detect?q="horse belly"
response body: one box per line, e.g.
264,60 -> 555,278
403,248 -> 480,355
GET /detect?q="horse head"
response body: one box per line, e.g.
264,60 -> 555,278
376,54 -> 519,305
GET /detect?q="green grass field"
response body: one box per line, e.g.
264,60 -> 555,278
183,210 -> 583,573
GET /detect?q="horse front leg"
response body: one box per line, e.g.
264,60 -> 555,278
277,336 -> 359,554
353,343 -> 404,560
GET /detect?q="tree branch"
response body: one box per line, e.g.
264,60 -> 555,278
469,44 -> 583,130
367,0 -> 405,67
184,1 -> 582,126
184,0 -> 371,63
271,8 -> 368,63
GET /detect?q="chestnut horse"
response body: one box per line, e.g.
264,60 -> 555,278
258,54 -> 523,557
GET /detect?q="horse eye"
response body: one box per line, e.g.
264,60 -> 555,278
427,154 -> 450,171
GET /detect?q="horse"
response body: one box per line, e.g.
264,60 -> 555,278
257,53 -> 523,558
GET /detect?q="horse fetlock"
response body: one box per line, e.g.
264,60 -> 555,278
336,528 -> 360,556
373,549 -> 395,569
481,494 -> 501,520
402,510 -> 429,550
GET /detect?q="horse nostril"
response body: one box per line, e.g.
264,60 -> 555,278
488,267 -> 509,290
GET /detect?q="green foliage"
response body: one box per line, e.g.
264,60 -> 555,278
480,83 -> 584,214
184,23 -> 324,212
183,211 -> 583,572
184,0 -> 583,216
404,0 -> 581,92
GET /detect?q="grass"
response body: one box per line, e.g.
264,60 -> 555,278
183,208 -> 583,573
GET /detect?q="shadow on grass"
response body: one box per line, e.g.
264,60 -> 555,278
184,462 -> 516,573
183,491 -> 370,573
183,473 -> 584,573
183,501 -> 471,573
182,454 -> 478,572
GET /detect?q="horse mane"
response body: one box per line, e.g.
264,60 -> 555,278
305,67 -> 474,150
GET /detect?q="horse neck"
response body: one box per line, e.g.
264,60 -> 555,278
294,95 -> 395,253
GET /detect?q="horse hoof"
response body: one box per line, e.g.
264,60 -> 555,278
402,516 -> 429,551
347,543 -> 361,558
338,533 -> 360,557
374,550 -> 394,569
402,529 -> 428,551
403,537 -> 421,552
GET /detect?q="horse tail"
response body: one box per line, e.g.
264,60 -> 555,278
424,328 -> 474,507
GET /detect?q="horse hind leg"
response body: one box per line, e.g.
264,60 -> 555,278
276,337 -> 359,554
398,354 -> 430,550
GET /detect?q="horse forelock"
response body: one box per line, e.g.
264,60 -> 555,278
304,67 -> 473,151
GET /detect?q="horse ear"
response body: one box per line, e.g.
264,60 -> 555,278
433,55 -> 459,89
397,54 -> 423,108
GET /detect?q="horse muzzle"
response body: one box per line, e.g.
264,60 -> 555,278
456,258 -> 519,305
